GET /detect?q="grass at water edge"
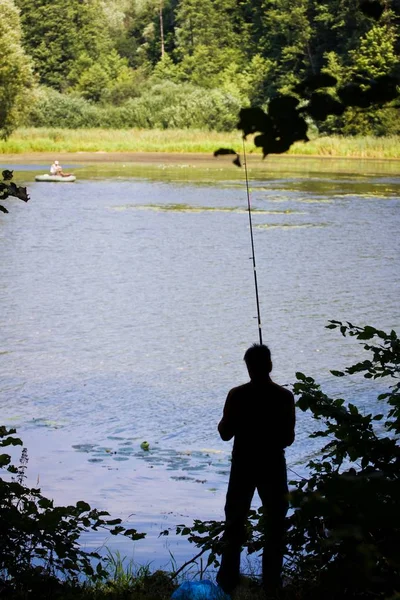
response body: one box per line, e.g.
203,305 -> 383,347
1,128 -> 400,159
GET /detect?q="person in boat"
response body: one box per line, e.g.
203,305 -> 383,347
216,343 -> 296,596
50,160 -> 72,177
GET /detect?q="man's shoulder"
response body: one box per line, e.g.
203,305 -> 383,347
228,382 -> 252,397
270,381 -> 294,400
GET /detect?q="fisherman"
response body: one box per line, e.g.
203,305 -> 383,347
216,343 -> 295,596
50,160 -> 72,177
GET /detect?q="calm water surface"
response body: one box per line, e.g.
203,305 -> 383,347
1,159 -> 399,568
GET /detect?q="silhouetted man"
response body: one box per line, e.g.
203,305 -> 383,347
216,344 -> 295,595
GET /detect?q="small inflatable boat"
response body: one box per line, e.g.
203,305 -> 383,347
35,174 -> 76,182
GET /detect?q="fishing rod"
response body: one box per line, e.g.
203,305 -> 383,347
242,139 -> 263,345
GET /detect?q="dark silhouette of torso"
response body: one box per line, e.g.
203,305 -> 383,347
219,378 -> 295,460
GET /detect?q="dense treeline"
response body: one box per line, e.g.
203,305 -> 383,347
2,0 -> 400,136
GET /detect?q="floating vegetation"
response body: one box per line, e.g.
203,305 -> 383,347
112,203 -> 300,214
72,443 -> 97,453
255,222 -> 328,230
31,418 -> 62,429
72,437 -> 231,482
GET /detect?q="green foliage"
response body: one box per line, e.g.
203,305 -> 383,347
10,0 -> 400,134
349,24 -> 398,79
287,323 -> 400,597
15,0 -> 114,91
174,0 -> 242,60
29,83 -> 241,131
127,82 -> 242,130
0,0 -> 35,139
173,323 -> 400,598
0,426 -> 145,594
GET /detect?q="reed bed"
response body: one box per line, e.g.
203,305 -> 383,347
1,128 -> 400,159
0,128 -> 242,154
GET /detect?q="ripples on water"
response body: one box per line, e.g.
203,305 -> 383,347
0,160 -> 399,567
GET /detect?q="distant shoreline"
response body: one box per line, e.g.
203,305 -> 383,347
2,151 -> 400,165
1,129 -> 399,161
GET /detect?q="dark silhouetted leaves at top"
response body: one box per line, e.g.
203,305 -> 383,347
237,98 -> 308,157
367,75 -> 400,104
295,73 -> 337,94
307,92 -> 345,121
233,68 -> 399,159
237,107 -> 271,137
337,83 -> 372,108
232,155 -> 241,167
268,95 -> 300,117
214,148 -> 241,168
254,135 -> 293,157
338,76 -> 400,108
278,115 -> 309,143
359,0 -> 385,19
213,148 -> 237,157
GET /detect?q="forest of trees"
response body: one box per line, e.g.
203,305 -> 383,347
1,0 -> 400,136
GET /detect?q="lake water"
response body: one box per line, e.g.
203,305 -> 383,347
1,157 -> 399,572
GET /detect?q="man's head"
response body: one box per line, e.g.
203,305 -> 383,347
244,344 -> 272,380
54,160 -> 59,165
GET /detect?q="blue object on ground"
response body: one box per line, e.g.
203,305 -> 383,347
171,580 -> 230,600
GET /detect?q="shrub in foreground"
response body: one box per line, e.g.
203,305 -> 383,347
0,427 -> 145,595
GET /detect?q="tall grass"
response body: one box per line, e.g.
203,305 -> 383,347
290,135 -> 400,159
0,128 -> 243,154
1,128 -> 400,158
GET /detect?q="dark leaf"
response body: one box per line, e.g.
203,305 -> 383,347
268,95 -> 300,117
307,92 -> 345,121
337,83 -> 372,108
110,525 -> 125,535
359,0 -> 385,19
367,75 -> 400,104
259,136 -> 292,156
2,170 -> 13,180
0,205 -> 8,214
0,453 -> 11,467
214,148 -> 237,157
232,155 -> 241,167
295,73 -> 337,93
237,107 -> 271,136
357,326 -> 376,340
76,500 -> 91,512
106,518 -> 122,525
8,182 -> 30,202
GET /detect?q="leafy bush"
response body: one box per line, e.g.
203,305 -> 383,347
26,84 -> 241,131
0,427 -> 145,595
128,82 -> 241,131
286,322 -> 400,598
27,88 -> 104,128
